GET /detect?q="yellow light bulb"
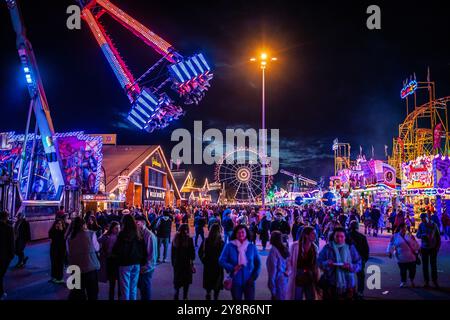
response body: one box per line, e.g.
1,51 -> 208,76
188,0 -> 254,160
261,53 -> 267,60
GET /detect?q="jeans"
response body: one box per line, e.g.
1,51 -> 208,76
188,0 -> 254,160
68,270 -> 99,300
231,282 -> 255,300
224,231 -> 233,243
138,270 -> 154,300
421,248 -> 438,283
119,265 -> 140,300
0,260 -> 11,296
295,285 -> 315,300
157,237 -> 170,262
444,226 -> 450,240
398,262 -> 416,283
195,229 -> 205,247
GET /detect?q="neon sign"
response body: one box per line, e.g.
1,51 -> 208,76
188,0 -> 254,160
401,80 -> 418,99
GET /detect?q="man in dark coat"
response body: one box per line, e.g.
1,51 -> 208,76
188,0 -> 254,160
14,213 -> 31,268
269,212 -> 291,237
155,211 -> 172,263
0,211 -> 15,299
346,220 -> 370,299
370,205 -> 381,237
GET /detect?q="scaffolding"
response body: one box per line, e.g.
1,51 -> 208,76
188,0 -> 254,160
389,78 -> 450,179
332,139 -> 351,176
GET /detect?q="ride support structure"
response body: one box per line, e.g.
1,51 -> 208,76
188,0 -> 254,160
5,0 -> 65,214
389,75 -> 450,179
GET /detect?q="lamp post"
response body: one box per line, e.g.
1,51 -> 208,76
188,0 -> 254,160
250,53 -> 277,209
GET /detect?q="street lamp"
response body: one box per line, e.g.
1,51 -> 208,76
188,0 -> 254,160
250,52 -> 277,209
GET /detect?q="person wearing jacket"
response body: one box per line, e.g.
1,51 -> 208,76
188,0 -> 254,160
291,216 -> 305,242
171,223 -> 196,300
416,213 -> 441,288
112,215 -> 147,300
155,211 -> 172,263
198,223 -> 224,300
13,213 -> 31,268
67,217 -> 101,300
135,215 -> 158,300
442,210 -> 450,241
387,222 -> 420,288
318,227 -> 362,300
346,220 -> 369,299
219,225 -> 261,300
48,219 -> 67,284
286,226 -> 319,300
98,221 -> 120,300
222,211 -> 234,243
258,212 -> 272,250
270,211 -> 291,238
194,210 -> 207,247
266,231 -> 290,300
0,211 -> 14,300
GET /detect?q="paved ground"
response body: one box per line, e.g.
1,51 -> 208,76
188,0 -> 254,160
3,227 -> 450,300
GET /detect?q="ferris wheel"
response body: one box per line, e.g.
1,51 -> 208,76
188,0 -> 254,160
215,148 -> 273,203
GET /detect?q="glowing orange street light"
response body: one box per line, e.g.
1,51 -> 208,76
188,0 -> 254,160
249,52 -> 277,208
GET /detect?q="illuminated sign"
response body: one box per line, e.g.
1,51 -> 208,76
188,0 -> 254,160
401,80 -> 418,99
151,157 -> 162,168
82,194 -> 108,201
146,189 -> 165,199
402,156 -> 434,189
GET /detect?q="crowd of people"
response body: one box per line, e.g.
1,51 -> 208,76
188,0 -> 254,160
0,201 -> 447,300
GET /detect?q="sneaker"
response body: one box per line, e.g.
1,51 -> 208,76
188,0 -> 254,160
23,256 -> 29,266
400,282 -> 406,288
0,293 -> 7,300
410,280 -> 416,288
48,278 -> 56,283
55,279 -> 65,284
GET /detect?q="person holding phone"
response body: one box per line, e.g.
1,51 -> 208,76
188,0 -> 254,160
219,225 -> 261,300
318,227 -> 361,300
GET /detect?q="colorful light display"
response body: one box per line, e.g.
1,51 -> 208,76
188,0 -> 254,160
401,80 -> 418,99
0,131 -> 103,200
402,155 -> 434,190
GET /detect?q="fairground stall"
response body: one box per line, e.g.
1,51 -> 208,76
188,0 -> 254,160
0,131 -> 103,239
330,157 -> 397,213
92,141 -> 181,213
400,155 -> 450,222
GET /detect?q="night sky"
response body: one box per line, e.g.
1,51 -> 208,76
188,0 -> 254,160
1,0 -> 450,188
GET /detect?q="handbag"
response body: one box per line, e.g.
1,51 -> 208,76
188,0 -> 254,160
223,275 -> 233,291
400,234 -> 421,265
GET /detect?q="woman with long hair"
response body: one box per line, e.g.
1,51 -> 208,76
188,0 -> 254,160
98,221 -> 121,300
112,215 -> 147,300
318,227 -> 362,300
219,224 -> 261,300
266,231 -> 290,300
286,226 -> 319,300
171,223 -> 196,300
48,219 -> 66,284
198,223 -> 224,300
66,217 -> 101,300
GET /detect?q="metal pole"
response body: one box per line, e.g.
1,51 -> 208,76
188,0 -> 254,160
261,67 -> 266,208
